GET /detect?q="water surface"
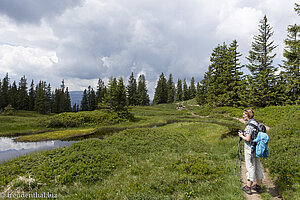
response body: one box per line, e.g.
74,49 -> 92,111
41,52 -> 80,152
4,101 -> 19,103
0,137 -> 76,163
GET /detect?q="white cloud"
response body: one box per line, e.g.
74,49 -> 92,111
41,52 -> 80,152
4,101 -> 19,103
0,0 -> 298,97
0,44 -> 57,81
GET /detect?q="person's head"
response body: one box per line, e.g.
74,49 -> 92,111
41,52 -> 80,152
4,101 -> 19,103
243,108 -> 254,121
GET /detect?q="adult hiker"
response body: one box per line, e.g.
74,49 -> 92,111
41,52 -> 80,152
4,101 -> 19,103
238,108 -> 264,195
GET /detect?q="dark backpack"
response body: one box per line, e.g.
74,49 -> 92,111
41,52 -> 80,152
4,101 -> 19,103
247,121 -> 266,149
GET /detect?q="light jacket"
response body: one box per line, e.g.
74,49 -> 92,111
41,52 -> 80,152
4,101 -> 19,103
253,132 -> 269,158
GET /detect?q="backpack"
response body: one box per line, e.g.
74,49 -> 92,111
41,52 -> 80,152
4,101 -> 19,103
247,121 -> 269,158
253,132 -> 269,158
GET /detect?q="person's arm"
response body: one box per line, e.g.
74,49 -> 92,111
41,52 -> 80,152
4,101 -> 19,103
239,131 -> 251,142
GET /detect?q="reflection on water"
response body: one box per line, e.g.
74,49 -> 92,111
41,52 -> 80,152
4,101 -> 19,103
0,137 -> 76,163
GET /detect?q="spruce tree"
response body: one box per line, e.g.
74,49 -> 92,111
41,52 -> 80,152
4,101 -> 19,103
228,40 -> 244,106
96,78 -> 106,104
35,81 -> 50,114
106,76 -> 118,110
176,79 -> 182,101
167,73 -> 175,103
114,77 -> 127,112
28,80 -> 35,111
9,81 -> 18,109
53,89 -> 61,113
87,85 -> 92,110
195,81 -> 206,105
246,15 -> 278,107
64,87 -> 72,112
153,73 -> 167,104
0,73 -> 9,109
189,77 -> 196,99
59,80 -> 66,112
127,72 -> 138,106
281,22 -> 300,104
204,44 -> 225,106
81,89 -> 89,111
17,76 -> 28,110
182,78 -> 189,101
89,88 -> 97,111
137,74 -> 150,106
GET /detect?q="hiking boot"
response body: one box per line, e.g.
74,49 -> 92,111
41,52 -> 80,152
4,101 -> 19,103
242,185 -> 252,195
252,184 -> 263,193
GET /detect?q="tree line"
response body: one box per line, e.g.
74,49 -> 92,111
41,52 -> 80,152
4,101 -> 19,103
0,72 -> 150,114
79,73 -> 150,112
0,75 -> 72,114
154,6 -> 299,107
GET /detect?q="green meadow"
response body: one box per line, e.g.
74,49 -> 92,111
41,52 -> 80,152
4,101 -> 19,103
0,102 -> 299,199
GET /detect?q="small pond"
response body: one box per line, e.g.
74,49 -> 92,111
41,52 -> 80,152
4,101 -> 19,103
0,137 -> 76,163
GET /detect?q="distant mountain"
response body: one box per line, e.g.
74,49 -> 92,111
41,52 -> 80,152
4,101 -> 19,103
69,91 -> 83,106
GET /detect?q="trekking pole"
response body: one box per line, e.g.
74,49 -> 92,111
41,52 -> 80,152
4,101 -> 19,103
234,136 -> 242,176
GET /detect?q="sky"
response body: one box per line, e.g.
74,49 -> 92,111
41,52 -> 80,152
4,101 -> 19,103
0,0 -> 298,99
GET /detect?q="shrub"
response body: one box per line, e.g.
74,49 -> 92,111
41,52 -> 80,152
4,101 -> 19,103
44,110 -> 135,128
262,106 -> 300,199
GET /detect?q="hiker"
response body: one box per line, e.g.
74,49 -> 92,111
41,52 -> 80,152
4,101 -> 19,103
238,108 -> 263,195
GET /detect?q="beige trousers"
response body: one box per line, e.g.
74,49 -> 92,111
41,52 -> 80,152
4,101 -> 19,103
244,144 -> 264,182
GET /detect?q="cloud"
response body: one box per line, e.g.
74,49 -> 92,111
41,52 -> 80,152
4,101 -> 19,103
0,0 -> 298,98
0,0 -> 83,24
0,44 -> 57,81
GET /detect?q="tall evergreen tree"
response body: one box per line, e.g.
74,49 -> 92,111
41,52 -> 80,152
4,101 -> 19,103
281,23 -> 300,104
114,77 -> 127,112
127,72 -> 138,106
81,89 -> 89,111
167,73 -> 175,103
28,80 -> 35,111
0,73 -> 9,109
195,81 -> 206,105
96,78 -> 106,104
176,79 -> 182,101
189,77 -> 196,99
9,81 -> 18,109
137,74 -> 150,106
89,88 -> 97,111
106,76 -> 118,110
153,73 -> 168,104
17,76 -> 28,110
64,87 -> 72,112
228,40 -> 245,106
182,78 -> 189,101
246,15 -> 278,107
87,85 -> 92,110
53,89 -> 61,113
35,81 -> 51,114
60,80 -> 66,112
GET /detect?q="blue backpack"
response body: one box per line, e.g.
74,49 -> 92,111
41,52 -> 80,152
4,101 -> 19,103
253,131 -> 269,158
248,122 -> 269,158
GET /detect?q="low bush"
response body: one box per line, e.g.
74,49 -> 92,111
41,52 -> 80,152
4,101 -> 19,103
44,110 -> 134,128
262,106 -> 300,199
0,139 -> 121,189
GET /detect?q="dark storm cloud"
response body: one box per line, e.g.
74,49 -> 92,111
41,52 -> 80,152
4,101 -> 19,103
0,0 -> 82,24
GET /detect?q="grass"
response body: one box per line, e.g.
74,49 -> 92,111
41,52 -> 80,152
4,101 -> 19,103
0,101 -> 298,199
14,128 -> 96,142
0,110 -> 52,136
0,121 -> 244,199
